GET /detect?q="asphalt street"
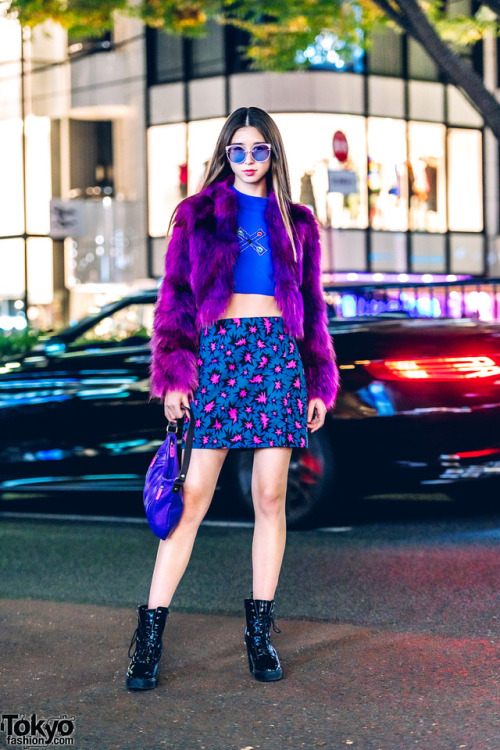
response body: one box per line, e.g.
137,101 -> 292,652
0,507 -> 499,750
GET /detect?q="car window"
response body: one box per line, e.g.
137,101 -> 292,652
67,303 -> 155,350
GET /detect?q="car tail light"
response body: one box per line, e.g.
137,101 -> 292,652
364,356 -> 500,381
453,448 -> 500,459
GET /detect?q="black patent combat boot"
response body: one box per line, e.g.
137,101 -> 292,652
244,598 -> 283,682
126,604 -> 169,690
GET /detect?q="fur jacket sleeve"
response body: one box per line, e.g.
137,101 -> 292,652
293,206 -> 339,409
149,205 -> 199,399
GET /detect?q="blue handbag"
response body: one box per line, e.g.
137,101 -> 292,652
143,407 -> 194,540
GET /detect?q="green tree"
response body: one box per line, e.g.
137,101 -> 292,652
5,0 -> 500,137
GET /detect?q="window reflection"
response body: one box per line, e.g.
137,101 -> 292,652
187,118 -> 226,194
147,114 -> 483,271
367,118 -> 408,231
68,303 -> 154,349
272,113 -> 368,230
408,122 -> 446,233
448,129 -> 483,232
147,123 -> 187,237
0,119 -> 24,236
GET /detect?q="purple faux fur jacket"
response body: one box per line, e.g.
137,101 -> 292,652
150,175 -> 339,409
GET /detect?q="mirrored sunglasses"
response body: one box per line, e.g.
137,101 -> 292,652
225,143 -> 272,164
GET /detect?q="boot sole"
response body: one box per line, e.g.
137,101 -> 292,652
247,648 -> 283,682
252,668 -> 283,682
126,676 -> 158,690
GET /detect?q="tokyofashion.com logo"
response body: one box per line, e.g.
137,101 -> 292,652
0,714 -> 76,746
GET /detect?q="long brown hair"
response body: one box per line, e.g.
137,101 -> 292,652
202,107 -> 297,261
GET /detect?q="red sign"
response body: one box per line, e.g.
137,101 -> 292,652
333,130 -> 348,162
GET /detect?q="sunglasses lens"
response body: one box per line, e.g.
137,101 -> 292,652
227,146 -> 246,164
252,144 -> 271,162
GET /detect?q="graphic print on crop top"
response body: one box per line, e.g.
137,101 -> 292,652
237,227 -> 268,256
232,188 -> 275,296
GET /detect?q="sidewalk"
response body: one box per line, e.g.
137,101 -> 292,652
1,515 -> 499,749
1,598 -> 498,750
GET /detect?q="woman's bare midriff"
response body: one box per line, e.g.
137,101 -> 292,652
221,293 -> 282,319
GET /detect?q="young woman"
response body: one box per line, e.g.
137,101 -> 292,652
126,106 -> 338,690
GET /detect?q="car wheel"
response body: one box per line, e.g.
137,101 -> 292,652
233,431 -> 336,529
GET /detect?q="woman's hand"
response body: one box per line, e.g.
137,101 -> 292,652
307,398 -> 327,433
164,390 -> 191,423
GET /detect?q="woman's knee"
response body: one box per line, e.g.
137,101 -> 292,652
253,485 -> 286,519
179,481 -> 212,525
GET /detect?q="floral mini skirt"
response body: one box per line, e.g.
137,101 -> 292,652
184,316 -> 308,449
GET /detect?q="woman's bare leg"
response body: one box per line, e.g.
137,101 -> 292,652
250,447 -> 292,600
148,448 -> 228,609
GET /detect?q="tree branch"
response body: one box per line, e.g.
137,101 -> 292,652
377,0 -> 500,139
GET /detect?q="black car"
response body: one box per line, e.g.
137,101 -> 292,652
1,289 -> 500,527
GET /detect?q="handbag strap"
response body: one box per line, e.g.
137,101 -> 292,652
172,406 -> 195,493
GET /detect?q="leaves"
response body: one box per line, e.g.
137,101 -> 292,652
7,0 -> 129,34
4,0 -> 500,59
435,12 -> 500,47
220,0 -> 373,71
5,1 -> 500,139
6,0 -> 218,37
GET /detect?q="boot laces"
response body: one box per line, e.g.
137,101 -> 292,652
259,608 -> 281,634
127,628 -> 139,659
127,623 -> 160,661
251,613 -> 281,655
269,614 -> 281,634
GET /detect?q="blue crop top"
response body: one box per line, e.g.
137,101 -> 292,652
232,187 -> 275,296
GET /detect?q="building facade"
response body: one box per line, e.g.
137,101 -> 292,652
0,9 -> 498,329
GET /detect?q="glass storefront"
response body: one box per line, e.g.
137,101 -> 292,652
408,121 -> 446,233
0,239 -> 25,331
0,17 -> 21,120
147,122 -> 187,238
0,15 -> 55,329
187,118 -> 226,193
448,128 -> 483,232
64,199 -> 144,288
367,118 -> 408,232
0,114 -> 52,237
272,113 -> 368,230
148,113 -> 484,276
0,113 -> 53,330
0,119 -> 24,236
